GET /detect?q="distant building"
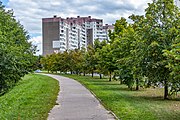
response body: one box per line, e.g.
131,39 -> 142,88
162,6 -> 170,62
42,16 -> 114,56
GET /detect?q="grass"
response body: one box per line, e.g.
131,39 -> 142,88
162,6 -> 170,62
0,74 -> 59,120
61,74 -> 180,120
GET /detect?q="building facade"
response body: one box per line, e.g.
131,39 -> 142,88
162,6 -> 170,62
42,16 -> 114,56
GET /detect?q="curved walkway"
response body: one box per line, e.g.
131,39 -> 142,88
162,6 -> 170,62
43,74 -> 115,120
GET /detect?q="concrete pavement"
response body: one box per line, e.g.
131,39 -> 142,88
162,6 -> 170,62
43,74 -> 116,120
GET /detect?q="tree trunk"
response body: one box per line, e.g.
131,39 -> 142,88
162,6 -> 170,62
136,79 -> 139,90
130,87 -> 133,91
109,71 -> 112,81
99,74 -> 102,79
92,70 -> 94,77
128,85 -> 133,91
71,71 -> 73,74
83,71 -> 85,76
119,79 -> 123,84
164,80 -> 168,99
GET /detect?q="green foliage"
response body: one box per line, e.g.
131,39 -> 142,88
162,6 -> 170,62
163,36 -> 180,95
94,40 -> 108,78
110,18 -> 136,87
129,0 -> 180,99
0,74 -> 59,120
85,45 -> 98,77
98,44 -> 117,81
0,2 -> 37,94
41,49 -> 85,74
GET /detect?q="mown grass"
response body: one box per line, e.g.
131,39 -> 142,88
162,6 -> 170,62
0,74 -> 59,120
61,74 -> 180,120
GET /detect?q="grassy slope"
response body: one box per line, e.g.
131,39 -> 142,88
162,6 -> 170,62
62,74 -> 180,120
0,74 -> 59,120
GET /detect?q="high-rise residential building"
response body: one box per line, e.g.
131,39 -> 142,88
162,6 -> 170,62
42,16 -> 114,56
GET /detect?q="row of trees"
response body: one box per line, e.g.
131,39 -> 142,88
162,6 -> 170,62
0,2 -> 37,95
41,0 -> 180,99
40,41 -> 109,76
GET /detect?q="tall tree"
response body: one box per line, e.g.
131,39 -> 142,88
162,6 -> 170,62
85,45 -> 98,77
163,35 -> 180,95
109,18 -> 139,89
94,39 -> 107,79
98,44 -> 117,81
0,2 -> 36,94
130,0 -> 180,99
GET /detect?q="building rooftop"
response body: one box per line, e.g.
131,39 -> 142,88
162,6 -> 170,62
42,16 -> 103,25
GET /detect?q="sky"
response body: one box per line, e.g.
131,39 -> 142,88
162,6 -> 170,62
1,0 -> 152,55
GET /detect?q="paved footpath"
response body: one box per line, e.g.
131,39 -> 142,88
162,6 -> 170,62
43,74 -> 116,120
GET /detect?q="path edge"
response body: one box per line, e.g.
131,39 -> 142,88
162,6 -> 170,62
41,73 -> 120,120
39,73 -> 61,118
70,77 -> 120,120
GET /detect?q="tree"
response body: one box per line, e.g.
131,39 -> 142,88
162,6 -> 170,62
163,36 -> 180,96
98,44 -> 117,81
60,51 -> 72,73
94,39 -> 107,79
0,2 -> 37,94
109,18 -> 138,89
130,0 -> 180,99
85,45 -> 98,77
71,49 -> 84,75
40,54 -> 55,73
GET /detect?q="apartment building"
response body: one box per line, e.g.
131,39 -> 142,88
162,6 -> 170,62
42,16 -> 114,56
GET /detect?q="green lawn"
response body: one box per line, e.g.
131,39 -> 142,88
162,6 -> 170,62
0,74 -> 59,120
61,74 -> 180,120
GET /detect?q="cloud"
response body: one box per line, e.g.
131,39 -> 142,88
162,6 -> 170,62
28,36 -> 42,56
5,0 -> 152,55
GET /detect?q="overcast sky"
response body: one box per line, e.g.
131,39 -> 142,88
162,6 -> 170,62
2,0 -> 152,55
